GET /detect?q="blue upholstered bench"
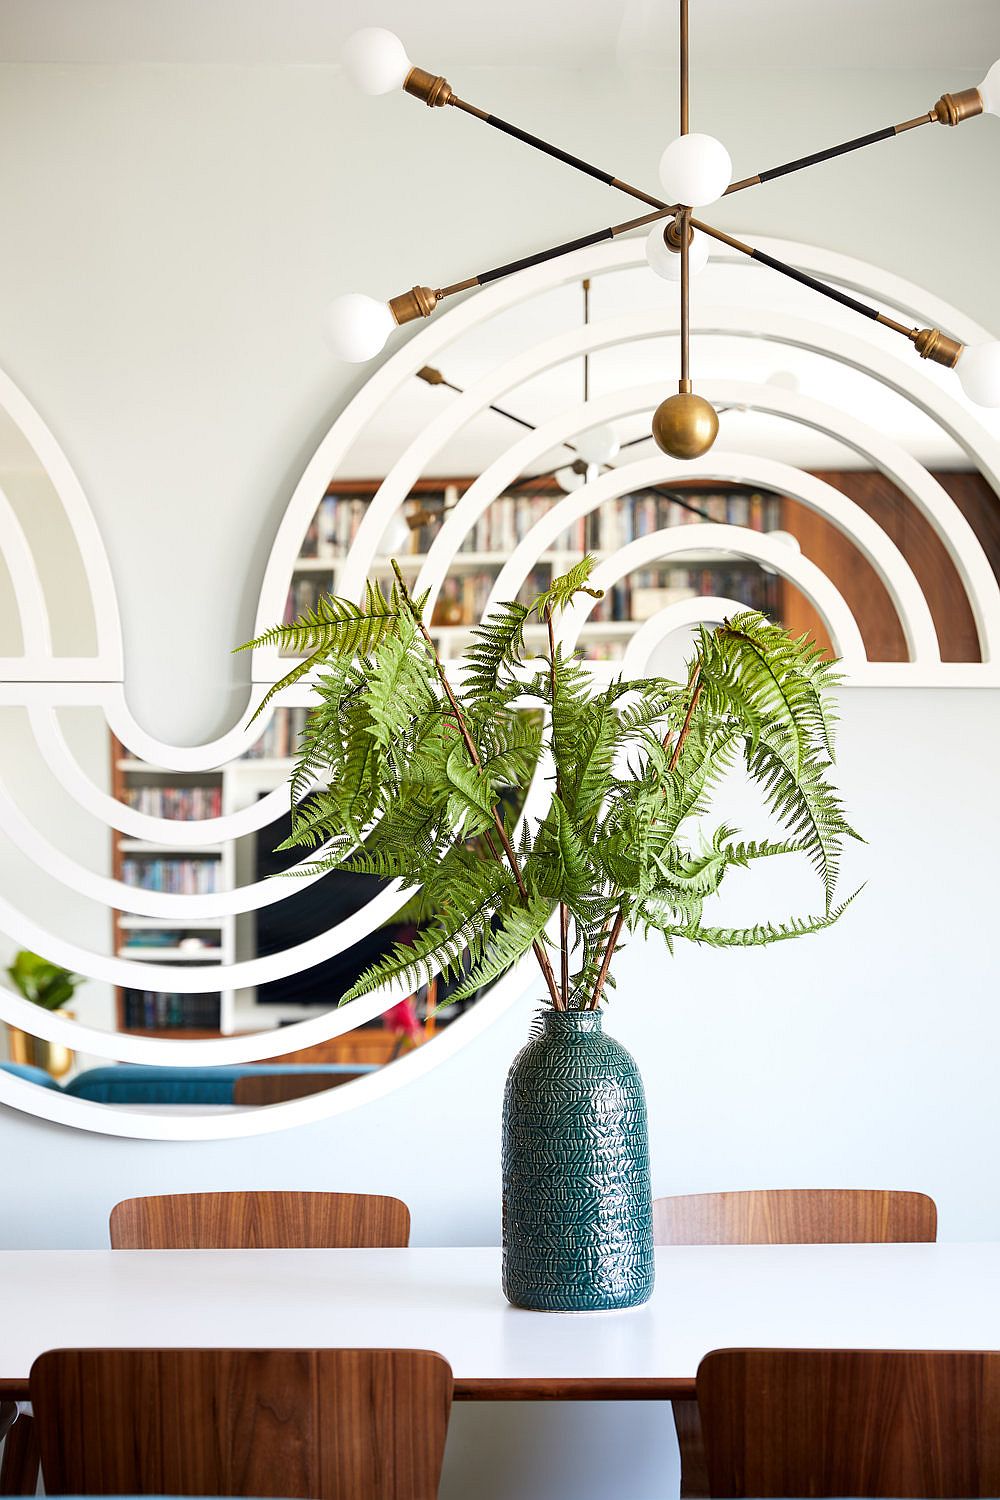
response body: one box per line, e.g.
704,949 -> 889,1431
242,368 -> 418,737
0,1060 -> 62,1090
1,1062 -> 376,1105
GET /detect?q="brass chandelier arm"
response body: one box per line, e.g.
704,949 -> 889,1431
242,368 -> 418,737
388,207 -> 671,326
724,87 -> 983,198
404,66 -> 670,214
690,218 -> 965,367
725,119 -> 928,195
448,96 -> 669,212
417,364 -> 580,449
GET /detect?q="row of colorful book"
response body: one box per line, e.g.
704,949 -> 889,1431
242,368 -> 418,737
298,487 -> 784,563
120,858 -> 221,894
426,562 -> 780,630
123,786 -> 223,819
299,494 -> 373,559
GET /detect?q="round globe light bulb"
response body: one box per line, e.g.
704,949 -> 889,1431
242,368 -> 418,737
658,132 -> 732,208
957,340 -> 1000,407
323,292 -> 396,363
574,424 -> 620,466
342,28 -> 412,96
555,465 -> 586,493
645,220 -> 711,281
977,58 -> 1000,116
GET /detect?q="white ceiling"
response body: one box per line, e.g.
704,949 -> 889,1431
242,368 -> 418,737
0,0 -> 996,71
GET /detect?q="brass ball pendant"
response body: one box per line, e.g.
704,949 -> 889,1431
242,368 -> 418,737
651,392 -> 720,460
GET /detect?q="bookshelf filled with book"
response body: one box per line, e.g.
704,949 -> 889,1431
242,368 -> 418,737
286,478 -> 784,662
109,738 -> 233,1037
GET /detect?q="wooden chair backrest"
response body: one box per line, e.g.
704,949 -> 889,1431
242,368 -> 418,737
232,1073 -> 365,1106
31,1347 -> 452,1500
109,1190 -> 410,1249
697,1347 -> 1000,1497
653,1189 -> 937,1245
657,1190 -> 938,1500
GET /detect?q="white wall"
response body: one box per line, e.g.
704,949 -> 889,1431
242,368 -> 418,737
1,49 -> 999,1500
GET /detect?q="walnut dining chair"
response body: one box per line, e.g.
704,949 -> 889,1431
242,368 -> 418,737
109,1188 -> 411,1249
31,1346 -> 453,1500
0,1191 -> 421,1495
653,1188 -> 938,1498
697,1347 -> 1000,1497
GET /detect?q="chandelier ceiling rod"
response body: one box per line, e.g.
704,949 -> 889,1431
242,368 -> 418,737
332,16 -> 1000,447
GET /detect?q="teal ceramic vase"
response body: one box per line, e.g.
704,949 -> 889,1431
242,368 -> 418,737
501,1007 -> 654,1311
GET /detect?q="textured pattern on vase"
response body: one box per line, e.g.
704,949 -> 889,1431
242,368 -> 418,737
502,1007 -> 654,1311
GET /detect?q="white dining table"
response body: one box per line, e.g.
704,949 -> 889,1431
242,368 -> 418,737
2,1242 -> 998,1402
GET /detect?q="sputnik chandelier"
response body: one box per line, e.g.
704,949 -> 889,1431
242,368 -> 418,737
327,3 -> 1000,460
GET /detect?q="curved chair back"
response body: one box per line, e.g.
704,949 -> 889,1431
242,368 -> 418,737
653,1188 -> 937,1246
655,1189 -> 938,1499
697,1347 -> 1000,1497
31,1346 -> 452,1500
110,1190 -> 410,1249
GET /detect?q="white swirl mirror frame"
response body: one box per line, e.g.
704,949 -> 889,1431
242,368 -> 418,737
1,232 -> 999,1139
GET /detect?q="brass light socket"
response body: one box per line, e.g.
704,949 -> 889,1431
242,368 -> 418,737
933,88 -> 984,126
403,67 -> 454,108
664,218 -> 693,252
389,286 -> 440,326
913,327 -> 964,368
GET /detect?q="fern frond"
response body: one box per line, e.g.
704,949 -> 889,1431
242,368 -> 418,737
340,858 -> 513,1003
444,744 -> 500,838
364,617 -> 437,750
236,591 -> 404,723
664,887 -> 863,948
437,895 -> 552,1007
746,737 -> 853,910
531,554 -> 604,617
526,796 -> 594,908
236,590 -> 400,660
463,601 -> 530,707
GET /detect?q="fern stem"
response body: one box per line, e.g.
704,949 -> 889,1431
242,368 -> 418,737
390,560 -> 563,1010
669,662 -> 703,772
589,661 -> 704,1009
545,603 -> 571,1010
588,904 -> 626,1010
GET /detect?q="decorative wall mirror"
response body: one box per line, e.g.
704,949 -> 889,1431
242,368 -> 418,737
1,233 -> 998,1138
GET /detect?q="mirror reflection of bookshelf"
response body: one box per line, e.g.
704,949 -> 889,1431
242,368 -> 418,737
286,478 -> 786,663
109,737 -> 230,1036
108,716 -> 452,1048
